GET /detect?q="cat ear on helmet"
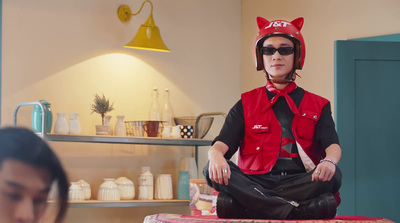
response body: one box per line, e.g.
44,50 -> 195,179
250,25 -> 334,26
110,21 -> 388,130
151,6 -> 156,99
257,17 -> 269,29
291,17 -> 304,30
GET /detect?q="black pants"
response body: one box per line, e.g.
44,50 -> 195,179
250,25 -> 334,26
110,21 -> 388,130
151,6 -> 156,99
203,160 -> 342,219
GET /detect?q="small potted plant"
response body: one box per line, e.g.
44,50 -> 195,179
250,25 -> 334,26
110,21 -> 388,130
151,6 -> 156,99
90,93 -> 115,135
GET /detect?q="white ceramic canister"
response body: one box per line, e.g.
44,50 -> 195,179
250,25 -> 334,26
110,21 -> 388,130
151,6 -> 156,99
98,178 -> 120,201
162,125 -> 172,138
114,177 -> 135,200
54,112 -> 69,134
77,179 -> 91,200
138,166 -> 153,200
138,184 -> 149,200
68,112 -> 81,134
171,125 -> 181,138
68,182 -> 85,201
155,174 -> 173,200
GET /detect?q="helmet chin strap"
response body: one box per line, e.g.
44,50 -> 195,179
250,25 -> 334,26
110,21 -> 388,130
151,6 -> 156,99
264,69 -> 296,84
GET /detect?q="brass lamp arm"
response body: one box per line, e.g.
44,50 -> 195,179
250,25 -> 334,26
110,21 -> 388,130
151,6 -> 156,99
132,0 -> 153,16
118,0 -> 153,22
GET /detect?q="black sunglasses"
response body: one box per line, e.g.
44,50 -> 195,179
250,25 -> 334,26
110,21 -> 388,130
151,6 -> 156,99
260,46 -> 294,56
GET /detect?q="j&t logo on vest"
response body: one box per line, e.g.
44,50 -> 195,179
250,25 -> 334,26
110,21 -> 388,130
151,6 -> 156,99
252,125 -> 268,130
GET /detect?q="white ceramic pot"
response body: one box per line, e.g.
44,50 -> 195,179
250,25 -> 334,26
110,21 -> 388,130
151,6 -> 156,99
54,112 -> 69,134
96,125 -> 109,135
114,177 -> 135,200
77,179 -> 91,200
68,182 -> 85,201
114,115 -> 127,136
68,112 -> 81,134
171,125 -> 181,138
162,125 -> 172,138
98,178 -> 120,201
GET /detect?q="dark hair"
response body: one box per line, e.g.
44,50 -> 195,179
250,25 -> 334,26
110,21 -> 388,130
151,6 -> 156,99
0,127 -> 68,222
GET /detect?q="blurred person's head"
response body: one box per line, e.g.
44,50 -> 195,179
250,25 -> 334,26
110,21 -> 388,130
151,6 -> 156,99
0,127 -> 68,223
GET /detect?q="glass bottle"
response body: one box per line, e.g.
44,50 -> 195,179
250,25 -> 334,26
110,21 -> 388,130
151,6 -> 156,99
148,87 -> 161,121
162,88 -> 175,126
104,115 -> 113,135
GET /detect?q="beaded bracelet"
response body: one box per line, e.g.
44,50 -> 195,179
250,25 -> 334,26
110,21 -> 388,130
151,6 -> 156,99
320,158 -> 337,165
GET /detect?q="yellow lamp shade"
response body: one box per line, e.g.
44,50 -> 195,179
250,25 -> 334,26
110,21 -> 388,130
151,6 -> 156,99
124,14 -> 170,52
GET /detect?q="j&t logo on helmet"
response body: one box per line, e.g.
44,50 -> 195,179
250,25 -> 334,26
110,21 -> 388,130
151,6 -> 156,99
264,21 -> 291,29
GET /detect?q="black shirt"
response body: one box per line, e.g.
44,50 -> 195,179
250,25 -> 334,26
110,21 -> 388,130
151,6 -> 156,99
214,86 -> 340,172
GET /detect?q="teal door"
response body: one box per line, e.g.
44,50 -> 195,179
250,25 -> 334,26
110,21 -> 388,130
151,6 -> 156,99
0,0 -> 2,125
335,38 -> 400,222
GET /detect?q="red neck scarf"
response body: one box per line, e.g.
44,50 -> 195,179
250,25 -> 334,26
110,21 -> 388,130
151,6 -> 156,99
266,81 -> 299,116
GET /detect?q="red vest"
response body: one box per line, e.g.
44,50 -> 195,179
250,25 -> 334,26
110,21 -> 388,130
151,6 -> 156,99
239,86 -> 329,175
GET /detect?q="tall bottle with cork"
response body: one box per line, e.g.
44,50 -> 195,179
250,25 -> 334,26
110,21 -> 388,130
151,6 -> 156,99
162,88 -> 175,125
148,87 -> 161,121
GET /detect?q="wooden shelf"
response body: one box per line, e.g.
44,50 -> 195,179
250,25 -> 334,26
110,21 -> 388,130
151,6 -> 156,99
44,134 -> 213,146
42,134 -> 203,209
68,199 -> 189,208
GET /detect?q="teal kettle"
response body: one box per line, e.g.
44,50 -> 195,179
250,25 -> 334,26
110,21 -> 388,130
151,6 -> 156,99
31,100 -> 53,133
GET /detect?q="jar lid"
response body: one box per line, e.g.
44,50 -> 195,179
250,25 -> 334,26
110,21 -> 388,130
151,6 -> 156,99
141,166 -> 150,173
39,99 -> 51,105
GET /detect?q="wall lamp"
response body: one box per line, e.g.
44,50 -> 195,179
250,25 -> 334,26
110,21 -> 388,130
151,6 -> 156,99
117,0 -> 170,52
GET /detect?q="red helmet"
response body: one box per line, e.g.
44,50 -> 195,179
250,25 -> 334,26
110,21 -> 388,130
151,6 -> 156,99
255,17 -> 306,78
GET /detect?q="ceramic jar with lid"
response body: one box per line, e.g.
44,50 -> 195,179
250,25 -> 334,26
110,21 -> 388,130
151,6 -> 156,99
68,182 -> 85,201
138,166 -> 153,200
114,177 -> 135,200
77,179 -> 91,200
98,178 -> 120,201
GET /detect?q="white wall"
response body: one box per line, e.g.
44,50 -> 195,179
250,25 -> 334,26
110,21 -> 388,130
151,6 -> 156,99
2,0 -> 241,132
241,0 -> 400,110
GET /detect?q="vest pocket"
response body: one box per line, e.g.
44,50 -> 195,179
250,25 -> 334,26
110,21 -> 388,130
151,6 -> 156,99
240,143 -> 263,171
296,111 -> 318,140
